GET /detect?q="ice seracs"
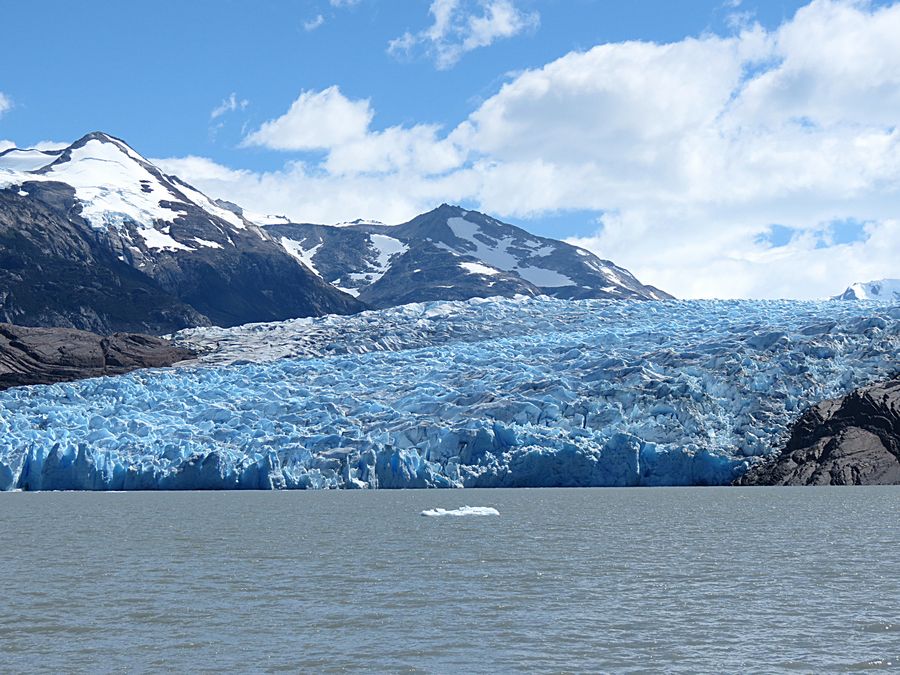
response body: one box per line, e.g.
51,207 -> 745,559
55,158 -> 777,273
0,296 -> 897,492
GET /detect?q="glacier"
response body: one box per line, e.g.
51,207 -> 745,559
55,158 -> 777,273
0,296 -> 898,491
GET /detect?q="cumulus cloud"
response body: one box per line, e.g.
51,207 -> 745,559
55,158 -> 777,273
389,0 -> 540,69
155,153 -> 478,225
211,93 -> 249,119
0,92 -> 12,117
160,0 -> 900,299
0,139 -> 14,152
242,86 -> 373,151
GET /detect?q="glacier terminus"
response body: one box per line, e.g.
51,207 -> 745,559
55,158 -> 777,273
1,296 -> 898,491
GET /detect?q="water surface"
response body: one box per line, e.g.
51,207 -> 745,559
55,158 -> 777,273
1,488 -> 898,672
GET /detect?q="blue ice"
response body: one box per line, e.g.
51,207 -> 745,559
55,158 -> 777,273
0,297 -> 897,491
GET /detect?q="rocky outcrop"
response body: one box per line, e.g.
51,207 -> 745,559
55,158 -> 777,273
739,376 -> 900,485
0,323 -> 195,389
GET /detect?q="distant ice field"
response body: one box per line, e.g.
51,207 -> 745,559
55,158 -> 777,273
1,297 -> 898,491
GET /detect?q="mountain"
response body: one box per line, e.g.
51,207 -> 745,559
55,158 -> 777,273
261,204 -> 672,308
0,132 -> 364,334
832,279 -> 900,301
1,132 -> 670,334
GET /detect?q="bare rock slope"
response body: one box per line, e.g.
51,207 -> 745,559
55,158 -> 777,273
739,376 -> 900,485
0,323 -> 194,389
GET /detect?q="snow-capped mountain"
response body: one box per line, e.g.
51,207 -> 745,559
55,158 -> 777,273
1,132 -> 670,334
263,204 -> 671,307
0,132 -> 363,333
832,279 -> 900,301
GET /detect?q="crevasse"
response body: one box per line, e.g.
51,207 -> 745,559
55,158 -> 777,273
1,297 -> 897,491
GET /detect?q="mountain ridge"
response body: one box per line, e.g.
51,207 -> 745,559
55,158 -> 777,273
1,131 -> 670,333
263,203 -> 672,307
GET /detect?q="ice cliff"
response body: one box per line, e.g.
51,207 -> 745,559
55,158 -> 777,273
1,297 -> 898,491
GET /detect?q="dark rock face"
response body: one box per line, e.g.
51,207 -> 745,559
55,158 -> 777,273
739,377 -> 900,485
0,182 -> 209,335
0,323 -> 195,389
266,204 -> 672,309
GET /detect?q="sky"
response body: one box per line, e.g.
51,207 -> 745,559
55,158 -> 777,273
1,0 -> 898,299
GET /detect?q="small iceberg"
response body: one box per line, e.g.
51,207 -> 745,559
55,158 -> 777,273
421,506 -> 500,517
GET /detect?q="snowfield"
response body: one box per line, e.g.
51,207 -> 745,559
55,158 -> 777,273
1,296 -> 898,491
835,279 -> 900,302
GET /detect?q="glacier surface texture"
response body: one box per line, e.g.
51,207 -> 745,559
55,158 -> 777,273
1,297 -> 898,491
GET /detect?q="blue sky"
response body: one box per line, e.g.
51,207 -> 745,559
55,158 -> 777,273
1,0 -> 898,299
2,0 -> 810,169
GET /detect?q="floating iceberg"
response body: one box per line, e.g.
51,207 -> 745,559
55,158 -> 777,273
0,297 -> 898,491
421,506 -> 500,517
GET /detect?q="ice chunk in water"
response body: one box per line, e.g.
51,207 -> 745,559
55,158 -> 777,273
421,506 -> 500,517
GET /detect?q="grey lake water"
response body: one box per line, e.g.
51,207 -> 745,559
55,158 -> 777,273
1,488 -> 899,673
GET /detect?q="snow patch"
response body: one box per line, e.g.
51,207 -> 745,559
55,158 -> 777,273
173,179 -> 246,230
516,266 -> 574,288
0,137 -> 253,236
247,211 -> 291,226
529,244 -> 557,257
138,227 -> 195,252
281,237 -> 323,277
460,261 -> 500,276
0,149 -> 60,172
333,218 -> 386,228
446,217 -> 575,288
43,139 -> 188,230
369,234 -> 408,273
836,279 -> 900,301
192,237 -> 224,249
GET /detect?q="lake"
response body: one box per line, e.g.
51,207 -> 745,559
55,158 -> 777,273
1,487 -> 898,672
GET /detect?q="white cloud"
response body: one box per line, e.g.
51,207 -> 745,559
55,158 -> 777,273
240,86 -> 467,174
389,0 -> 540,69
242,86 -> 373,151
330,0 -> 360,6
0,92 -> 12,117
154,154 -> 478,225
161,0 -> 900,299
0,139 -> 68,152
210,93 -> 249,119
32,140 -> 69,151
304,14 -> 325,31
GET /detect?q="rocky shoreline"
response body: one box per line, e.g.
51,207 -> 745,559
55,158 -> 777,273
739,376 -> 900,486
0,323 -> 194,389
